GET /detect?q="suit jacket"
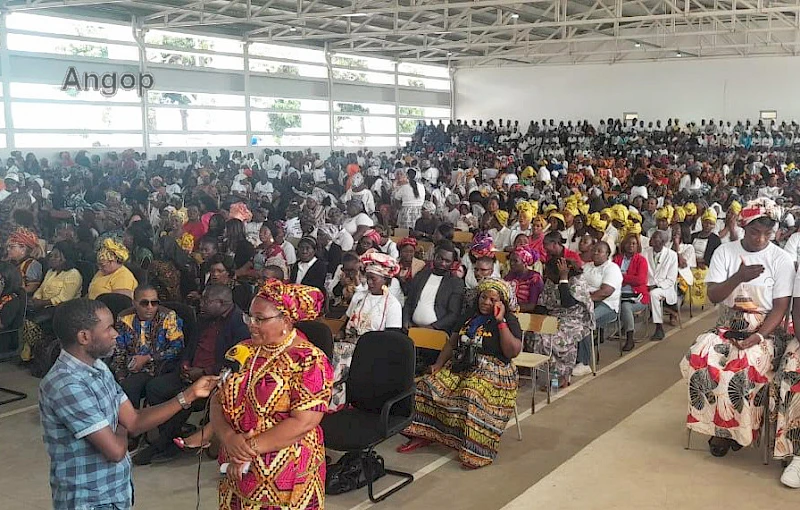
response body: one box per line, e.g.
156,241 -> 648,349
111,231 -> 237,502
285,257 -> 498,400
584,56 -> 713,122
290,258 -> 328,293
644,247 -> 678,305
182,305 -> 250,376
402,269 -> 465,333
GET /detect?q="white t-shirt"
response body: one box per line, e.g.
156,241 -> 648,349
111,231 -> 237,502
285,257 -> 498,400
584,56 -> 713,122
254,181 -> 274,197
282,241 -> 297,265
706,241 -> 794,313
583,260 -> 623,313
333,229 -> 354,252
784,232 -> 800,264
412,274 -> 443,326
394,183 -> 426,207
342,213 -> 374,236
346,290 -> 403,331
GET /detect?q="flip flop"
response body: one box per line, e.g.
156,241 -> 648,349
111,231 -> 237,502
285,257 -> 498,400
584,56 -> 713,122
396,439 -> 431,453
173,437 -> 211,451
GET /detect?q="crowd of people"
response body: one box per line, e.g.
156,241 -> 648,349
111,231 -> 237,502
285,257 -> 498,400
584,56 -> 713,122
19,114 -> 800,509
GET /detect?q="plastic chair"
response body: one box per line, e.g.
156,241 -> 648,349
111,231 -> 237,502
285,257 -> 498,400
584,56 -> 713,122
452,231 -> 474,245
407,327 -> 448,351
321,331 -> 415,502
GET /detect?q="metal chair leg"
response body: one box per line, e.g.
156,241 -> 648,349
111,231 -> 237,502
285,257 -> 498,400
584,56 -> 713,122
514,403 -> 522,441
531,371 -> 536,415
590,330 -> 597,376
546,361 -> 551,405
685,428 -> 692,450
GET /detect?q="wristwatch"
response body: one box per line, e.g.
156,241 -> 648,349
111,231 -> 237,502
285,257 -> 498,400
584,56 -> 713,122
176,391 -> 191,410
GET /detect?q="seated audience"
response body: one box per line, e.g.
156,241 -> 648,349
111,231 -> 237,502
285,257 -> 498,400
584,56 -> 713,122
612,234 -> 650,352
6,227 -> 44,295
88,238 -> 138,300
396,237 -> 426,293
505,245 -> 544,312
290,236 -> 327,292
403,241 -> 464,333
643,230 -> 679,340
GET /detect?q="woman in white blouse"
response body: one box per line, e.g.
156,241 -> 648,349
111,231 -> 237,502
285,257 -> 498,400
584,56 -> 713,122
342,198 -> 374,243
393,168 -> 426,229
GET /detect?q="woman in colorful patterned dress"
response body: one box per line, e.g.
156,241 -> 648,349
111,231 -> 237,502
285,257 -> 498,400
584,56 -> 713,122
210,279 -> 334,510
680,198 -> 794,463
529,257 -> 594,386
397,278 -> 523,469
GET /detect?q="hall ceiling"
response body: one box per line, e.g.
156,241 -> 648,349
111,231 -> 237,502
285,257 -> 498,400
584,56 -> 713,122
6,0 -> 800,66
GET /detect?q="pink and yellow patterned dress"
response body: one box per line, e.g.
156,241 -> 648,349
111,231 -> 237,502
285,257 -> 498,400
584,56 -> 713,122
218,335 -> 334,510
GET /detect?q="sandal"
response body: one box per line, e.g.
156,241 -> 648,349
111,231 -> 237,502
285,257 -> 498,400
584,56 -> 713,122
708,437 -> 732,457
173,437 -> 211,451
396,438 -> 431,453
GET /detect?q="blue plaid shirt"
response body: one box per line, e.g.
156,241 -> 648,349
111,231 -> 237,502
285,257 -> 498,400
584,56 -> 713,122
39,350 -> 132,510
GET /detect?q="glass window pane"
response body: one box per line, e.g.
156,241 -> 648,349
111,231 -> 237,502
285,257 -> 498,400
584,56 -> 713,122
399,118 -> 426,135
332,54 -> 394,72
332,68 -> 394,85
12,103 -> 141,130
334,135 -> 397,147
149,133 -> 244,147
399,106 -> 451,118
334,116 -> 396,135
148,91 -> 244,108
147,48 -> 243,70
16,132 -> 141,149
398,75 -> 450,90
148,108 -> 245,132
146,30 -> 243,54
398,62 -> 449,79
249,43 -> 326,64
333,102 -> 395,115
8,34 -> 139,60
7,13 -> 135,42
11,82 -> 140,103
250,112 -> 330,135
249,59 -> 327,78
251,97 -> 329,112
251,134 -> 330,147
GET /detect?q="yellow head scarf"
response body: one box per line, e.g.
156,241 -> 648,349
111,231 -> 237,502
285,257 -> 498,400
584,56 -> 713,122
674,206 -> 687,223
701,209 -> 717,223
629,211 -> 642,224
97,238 -> 129,263
543,204 -> 558,217
549,213 -> 566,227
516,201 -> 535,223
600,208 -> 613,221
684,203 -> 698,217
655,208 -> 672,223
564,204 -> 579,218
495,210 -> 509,227
626,222 -> 642,236
577,202 -> 589,216
587,213 -> 608,232
522,166 -> 535,180
611,204 -> 629,223
729,201 -> 742,215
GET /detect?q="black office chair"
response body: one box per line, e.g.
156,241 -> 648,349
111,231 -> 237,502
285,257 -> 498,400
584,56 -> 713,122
321,330 -> 415,502
125,262 -> 148,286
0,292 -> 29,405
75,260 -> 97,297
295,320 -> 334,360
95,293 -> 134,319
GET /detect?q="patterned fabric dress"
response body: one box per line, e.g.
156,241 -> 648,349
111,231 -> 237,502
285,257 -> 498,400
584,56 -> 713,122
528,276 -> 595,380
680,306 -> 782,447
774,336 -> 800,459
218,335 -> 333,510
403,314 -> 520,468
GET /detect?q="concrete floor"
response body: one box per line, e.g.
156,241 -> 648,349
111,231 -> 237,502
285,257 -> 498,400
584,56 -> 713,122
4,307 -> 784,510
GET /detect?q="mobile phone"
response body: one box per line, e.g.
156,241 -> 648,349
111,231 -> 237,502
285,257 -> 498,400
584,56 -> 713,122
494,302 -> 502,317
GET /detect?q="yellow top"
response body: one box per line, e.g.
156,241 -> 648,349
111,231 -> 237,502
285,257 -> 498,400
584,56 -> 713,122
87,265 -> 138,300
33,268 -> 82,305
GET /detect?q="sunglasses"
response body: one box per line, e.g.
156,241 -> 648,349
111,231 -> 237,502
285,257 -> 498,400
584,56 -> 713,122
138,299 -> 160,307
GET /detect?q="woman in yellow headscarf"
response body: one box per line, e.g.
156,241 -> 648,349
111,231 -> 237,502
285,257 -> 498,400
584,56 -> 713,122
686,208 -> 722,308
87,238 -> 139,299
718,200 -> 744,243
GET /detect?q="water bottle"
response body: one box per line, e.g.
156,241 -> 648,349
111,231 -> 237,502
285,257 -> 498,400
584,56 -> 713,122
550,370 -> 559,396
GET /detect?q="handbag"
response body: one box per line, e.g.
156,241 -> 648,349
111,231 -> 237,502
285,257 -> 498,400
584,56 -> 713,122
451,335 -> 477,373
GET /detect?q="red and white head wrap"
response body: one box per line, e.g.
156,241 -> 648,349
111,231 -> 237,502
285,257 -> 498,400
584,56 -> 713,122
739,197 -> 781,227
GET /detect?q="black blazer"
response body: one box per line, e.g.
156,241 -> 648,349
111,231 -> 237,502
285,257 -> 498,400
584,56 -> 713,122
290,258 -> 328,293
402,269 -> 465,333
182,304 -> 250,376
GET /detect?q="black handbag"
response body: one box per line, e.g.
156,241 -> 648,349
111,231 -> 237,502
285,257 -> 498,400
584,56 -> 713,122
451,336 -> 477,373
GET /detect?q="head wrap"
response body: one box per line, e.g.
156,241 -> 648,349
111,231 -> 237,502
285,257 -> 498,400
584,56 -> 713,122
229,202 -> 252,223
495,210 -> 509,227
684,202 -> 698,217
739,197 -> 781,227
351,172 -> 365,188
177,232 -> 195,253
549,213 -> 566,228
655,208 -> 672,222
564,204 -> 579,217
516,201 -> 536,223
701,209 -> 717,223
422,201 -> 436,213
8,227 -> 39,250
513,245 -> 538,267
361,251 -> 400,279
587,213 -> 608,232
255,279 -> 324,324
543,204 -> 558,217
674,206 -> 687,223
729,200 -> 742,215
362,228 -> 382,246
629,211 -> 643,224
623,222 -> 642,237
318,223 -> 340,239
398,237 -> 417,249
97,237 -> 129,263
610,204 -> 629,223
469,233 -> 495,258
476,277 -> 518,313
521,166 -> 535,180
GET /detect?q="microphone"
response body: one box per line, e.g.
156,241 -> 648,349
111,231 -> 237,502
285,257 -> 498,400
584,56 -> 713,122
217,344 -> 256,388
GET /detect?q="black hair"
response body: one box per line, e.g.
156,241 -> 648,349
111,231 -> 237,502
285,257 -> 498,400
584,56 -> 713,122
341,251 -> 360,265
407,169 -> 420,198
298,236 -> 317,250
204,283 -> 233,304
53,298 -> 106,348
133,283 -> 158,299
263,265 -> 285,280
474,256 -> 495,267
208,253 -> 235,277
207,214 -> 226,236
51,241 -> 78,272
198,235 -> 219,249
127,220 -> 154,252
436,223 -> 455,241
544,231 -> 566,245
435,240 -> 456,257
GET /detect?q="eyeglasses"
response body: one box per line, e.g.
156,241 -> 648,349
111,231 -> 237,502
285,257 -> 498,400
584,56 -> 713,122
138,299 -> 160,307
244,314 -> 282,326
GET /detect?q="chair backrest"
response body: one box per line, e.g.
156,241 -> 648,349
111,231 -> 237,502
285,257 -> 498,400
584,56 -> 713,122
321,317 -> 346,336
161,301 -> 198,345
452,231 -> 474,245
408,327 -> 448,351
516,313 -> 559,335
95,293 -> 134,319
347,331 -> 415,416
125,263 -> 148,286
494,251 -> 508,265
295,320 -> 334,360
393,228 -> 410,238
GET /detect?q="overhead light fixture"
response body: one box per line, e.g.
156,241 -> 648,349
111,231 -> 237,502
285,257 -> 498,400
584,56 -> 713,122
447,51 -> 453,56
511,13 -> 519,19
676,50 -> 682,57
433,31 -> 452,35
634,42 -> 641,48
341,12 -> 369,17
289,27 -> 297,32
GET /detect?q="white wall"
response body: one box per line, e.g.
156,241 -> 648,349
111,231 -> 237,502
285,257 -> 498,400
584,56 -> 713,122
454,56 -> 800,123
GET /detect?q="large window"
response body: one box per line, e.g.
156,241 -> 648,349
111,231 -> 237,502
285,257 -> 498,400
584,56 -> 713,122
12,103 -> 141,130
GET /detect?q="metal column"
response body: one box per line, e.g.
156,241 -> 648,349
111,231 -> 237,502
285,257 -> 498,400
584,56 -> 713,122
0,13 -> 14,150
243,39 -> 252,149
